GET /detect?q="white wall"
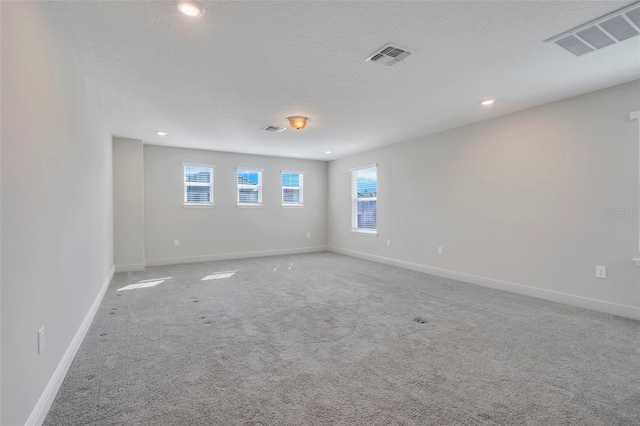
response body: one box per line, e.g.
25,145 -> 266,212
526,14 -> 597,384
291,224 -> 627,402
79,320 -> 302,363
1,2 -> 114,424
144,145 -> 327,264
0,2 -> 3,420
113,138 -> 145,271
329,80 -> 640,314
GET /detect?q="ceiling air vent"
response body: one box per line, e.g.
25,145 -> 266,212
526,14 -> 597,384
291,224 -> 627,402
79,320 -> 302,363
263,125 -> 285,133
365,44 -> 412,66
547,2 -> 640,57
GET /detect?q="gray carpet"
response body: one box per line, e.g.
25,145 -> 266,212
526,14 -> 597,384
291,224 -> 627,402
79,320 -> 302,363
44,252 -> 640,425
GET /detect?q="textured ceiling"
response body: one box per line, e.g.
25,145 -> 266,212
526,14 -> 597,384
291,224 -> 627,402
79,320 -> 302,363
49,1 -> 640,160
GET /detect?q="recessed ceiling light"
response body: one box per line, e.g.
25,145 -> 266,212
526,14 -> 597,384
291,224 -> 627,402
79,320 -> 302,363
325,151 -> 332,154
177,0 -> 205,17
156,131 -> 168,136
481,98 -> 495,106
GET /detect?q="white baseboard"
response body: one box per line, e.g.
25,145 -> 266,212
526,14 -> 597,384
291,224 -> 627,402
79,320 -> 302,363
330,247 -> 640,321
145,246 -> 328,267
26,266 -> 115,426
114,263 -> 145,273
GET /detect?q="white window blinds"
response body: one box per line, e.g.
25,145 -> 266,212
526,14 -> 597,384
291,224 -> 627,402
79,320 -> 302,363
184,164 -> 213,205
351,165 -> 377,231
281,171 -> 303,205
237,169 -> 262,205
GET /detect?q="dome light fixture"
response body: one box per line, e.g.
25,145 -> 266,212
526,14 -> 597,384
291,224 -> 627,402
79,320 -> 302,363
177,0 -> 205,17
287,116 -> 310,130
481,98 -> 495,106
156,131 -> 168,136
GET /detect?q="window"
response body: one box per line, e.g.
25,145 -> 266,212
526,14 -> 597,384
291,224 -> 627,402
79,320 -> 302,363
632,110 -> 640,267
281,171 -> 304,206
237,168 -> 262,206
184,164 -> 213,206
351,164 -> 377,233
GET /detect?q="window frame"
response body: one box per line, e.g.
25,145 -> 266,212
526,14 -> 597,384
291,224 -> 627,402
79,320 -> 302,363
631,110 -> 640,266
236,167 -> 263,207
350,164 -> 378,235
281,170 -> 304,207
183,163 -> 214,208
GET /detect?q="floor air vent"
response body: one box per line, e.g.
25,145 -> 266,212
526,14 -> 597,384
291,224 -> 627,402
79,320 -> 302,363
366,44 -> 412,66
547,2 -> 640,57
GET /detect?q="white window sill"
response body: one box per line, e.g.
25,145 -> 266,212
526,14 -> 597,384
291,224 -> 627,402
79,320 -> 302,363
281,204 -> 304,208
183,203 -> 215,208
633,258 -> 640,267
351,229 -> 378,236
237,203 -> 263,208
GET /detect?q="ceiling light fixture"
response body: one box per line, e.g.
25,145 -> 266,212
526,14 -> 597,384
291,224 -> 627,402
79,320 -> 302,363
177,0 -> 205,17
481,98 -> 495,106
325,151 -> 332,154
287,116 -> 310,130
156,131 -> 169,136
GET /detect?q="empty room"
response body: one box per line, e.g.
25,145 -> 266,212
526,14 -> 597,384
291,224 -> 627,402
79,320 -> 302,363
2,0 -> 640,425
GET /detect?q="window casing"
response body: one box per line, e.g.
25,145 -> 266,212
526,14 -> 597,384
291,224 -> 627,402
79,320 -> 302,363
631,110 -> 640,267
351,164 -> 377,233
184,164 -> 213,206
281,171 -> 304,206
237,168 -> 263,206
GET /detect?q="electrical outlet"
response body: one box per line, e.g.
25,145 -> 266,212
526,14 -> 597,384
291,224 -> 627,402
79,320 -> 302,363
174,239 -> 179,247
438,246 -> 443,255
38,327 -> 45,354
386,240 -> 391,247
307,233 -> 311,239
596,266 -> 607,279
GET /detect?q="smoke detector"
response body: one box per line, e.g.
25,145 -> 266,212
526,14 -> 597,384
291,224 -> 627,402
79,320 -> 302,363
263,125 -> 286,133
365,44 -> 412,66
547,2 -> 640,57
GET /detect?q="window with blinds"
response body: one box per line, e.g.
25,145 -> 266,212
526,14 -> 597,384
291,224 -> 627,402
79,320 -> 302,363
184,164 -> 213,205
351,164 -> 377,232
281,171 -> 304,206
237,168 -> 262,206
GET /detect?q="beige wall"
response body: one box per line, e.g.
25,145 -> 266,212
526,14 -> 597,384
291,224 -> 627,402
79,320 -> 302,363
143,145 -> 327,264
1,2 -> 114,424
113,138 -> 145,271
328,80 -> 640,310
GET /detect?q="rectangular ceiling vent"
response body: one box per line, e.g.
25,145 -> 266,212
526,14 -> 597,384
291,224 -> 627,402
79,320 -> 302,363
547,2 -> 640,57
263,125 -> 285,133
365,44 -> 412,66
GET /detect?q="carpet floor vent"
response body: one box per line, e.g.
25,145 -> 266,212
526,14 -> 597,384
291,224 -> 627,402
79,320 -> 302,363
547,2 -> 640,57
